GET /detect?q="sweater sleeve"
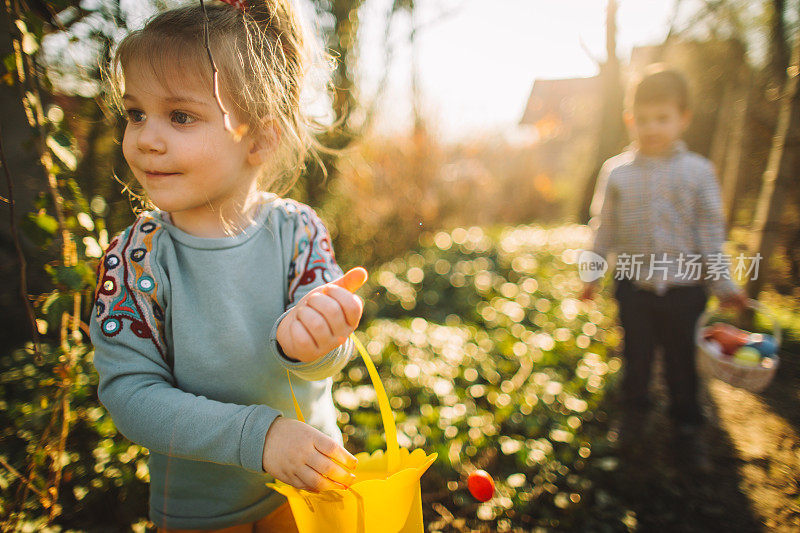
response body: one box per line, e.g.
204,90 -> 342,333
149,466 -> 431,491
694,161 -> 739,297
268,200 -> 355,381
90,217 -> 279,473
589,160 -> 618,260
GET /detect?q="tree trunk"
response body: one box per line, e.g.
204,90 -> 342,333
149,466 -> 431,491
410,0 -> 424,135
578,0 -> 626,224
721,69 -> 752,227
304,0 -> 364,207
769,0 -> 789,86
709,81 -> 735,174
746,28 -> 800,297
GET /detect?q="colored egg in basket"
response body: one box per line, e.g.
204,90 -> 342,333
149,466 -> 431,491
702,325 -> 779,369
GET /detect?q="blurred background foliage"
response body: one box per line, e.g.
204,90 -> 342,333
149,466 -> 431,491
2,0 -> 800,531
348,226 -> 626,530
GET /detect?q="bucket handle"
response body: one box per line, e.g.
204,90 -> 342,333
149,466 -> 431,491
286,333 -> 401,474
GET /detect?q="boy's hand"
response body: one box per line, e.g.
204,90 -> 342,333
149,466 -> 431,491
263,417 -> 357,491
580,282 -> 597,301
720,290 -> 748,310
277,267 -> 368,363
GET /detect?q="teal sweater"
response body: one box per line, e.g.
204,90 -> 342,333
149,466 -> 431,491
89,193 -> 354,529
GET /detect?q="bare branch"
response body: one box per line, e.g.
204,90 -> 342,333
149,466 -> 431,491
580,36 -> 602,66
663,0 -> 684,42
410,1 -> 466,37
361,2 -> 403,132
0,456 -> 47,499
47,391 -> 72,521
5,385 -> 64,532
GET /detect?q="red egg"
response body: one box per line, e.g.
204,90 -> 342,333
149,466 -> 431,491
468,470 -> 495,502
707,323 -> 749,355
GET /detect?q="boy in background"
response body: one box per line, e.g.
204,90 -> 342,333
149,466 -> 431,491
582,66 -> 746,468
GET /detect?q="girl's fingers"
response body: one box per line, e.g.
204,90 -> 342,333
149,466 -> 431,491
331,267 -> 368,293
290,318 -> 317,352
287,471 -> 307,491
306,292 -> 348,337
307,453 -> 357,488
297,466 -> 345,492
322,285 -> 364,328
296,306 -> 333,346
314,435 -> 358,471
288,471 -> 311,491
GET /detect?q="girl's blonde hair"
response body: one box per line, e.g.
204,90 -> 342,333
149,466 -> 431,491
108,0 -> 332,221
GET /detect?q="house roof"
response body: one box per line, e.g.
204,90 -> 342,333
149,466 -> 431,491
519,76 -> 600,126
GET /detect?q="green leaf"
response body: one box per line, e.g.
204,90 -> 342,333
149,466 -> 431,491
46,135 -> 77,171
31,212 -> 58,234
46,264 -> 93,291
20,212 -> 57,247
40,291 -> 72,331
21,33 -> 38,55
3,53 -> 14,73
75,261 -> 96,286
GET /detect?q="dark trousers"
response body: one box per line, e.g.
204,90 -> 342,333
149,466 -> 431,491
614,279 -> 707,426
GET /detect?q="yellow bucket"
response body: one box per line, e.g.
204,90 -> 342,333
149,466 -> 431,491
268,335 -> 437,533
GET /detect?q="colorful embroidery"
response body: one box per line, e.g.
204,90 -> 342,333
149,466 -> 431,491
94,215 -> 168,363
282,200 -> 341,304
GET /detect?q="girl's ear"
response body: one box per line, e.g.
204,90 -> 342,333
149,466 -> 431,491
246,122 -> 281,166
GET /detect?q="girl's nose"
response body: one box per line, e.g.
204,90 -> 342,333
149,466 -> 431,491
136,122 -> 167,154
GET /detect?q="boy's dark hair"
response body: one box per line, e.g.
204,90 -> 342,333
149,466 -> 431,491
629,64 -> 690,111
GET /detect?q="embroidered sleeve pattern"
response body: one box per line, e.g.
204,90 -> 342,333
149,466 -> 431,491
282,200 -> 342,304
270,200 -> 354,379
94,216 -> 167,363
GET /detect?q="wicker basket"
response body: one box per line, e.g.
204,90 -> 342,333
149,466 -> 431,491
695,300 -> 781,393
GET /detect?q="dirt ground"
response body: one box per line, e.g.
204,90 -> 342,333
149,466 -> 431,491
706,356 -> 800,531
606,346 -> 800,532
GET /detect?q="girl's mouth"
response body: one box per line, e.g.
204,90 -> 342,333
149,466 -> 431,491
144,170 -> 180,179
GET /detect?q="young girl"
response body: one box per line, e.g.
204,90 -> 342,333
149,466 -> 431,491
89,1 -> 367,530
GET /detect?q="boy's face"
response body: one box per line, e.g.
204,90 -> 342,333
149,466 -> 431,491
626,100 -> 691,157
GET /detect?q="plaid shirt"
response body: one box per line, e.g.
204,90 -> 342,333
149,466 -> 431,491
589,140 -> 738,296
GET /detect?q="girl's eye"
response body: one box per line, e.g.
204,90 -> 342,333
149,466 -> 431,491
171,111 -> 196,125
125,109 -> 145,123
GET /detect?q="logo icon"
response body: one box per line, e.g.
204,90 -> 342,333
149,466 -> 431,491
577,250 -> 608,282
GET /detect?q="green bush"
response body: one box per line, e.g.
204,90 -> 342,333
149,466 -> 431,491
0,342 -> 150,531
340,224 -> 632,530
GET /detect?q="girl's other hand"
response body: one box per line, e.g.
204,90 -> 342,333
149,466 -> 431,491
262,417 -> 358,491
277,267 -> 368,362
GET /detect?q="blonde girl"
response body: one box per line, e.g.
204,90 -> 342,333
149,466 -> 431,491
90,1 -> 367,531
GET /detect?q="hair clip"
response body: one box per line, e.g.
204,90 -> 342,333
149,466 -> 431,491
219,0 -> 246,10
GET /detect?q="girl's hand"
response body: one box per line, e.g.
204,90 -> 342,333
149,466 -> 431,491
277,267 -> 368,363
263,417 -> 358,491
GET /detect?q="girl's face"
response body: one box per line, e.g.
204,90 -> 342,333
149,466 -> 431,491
121,61 -> 264,236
